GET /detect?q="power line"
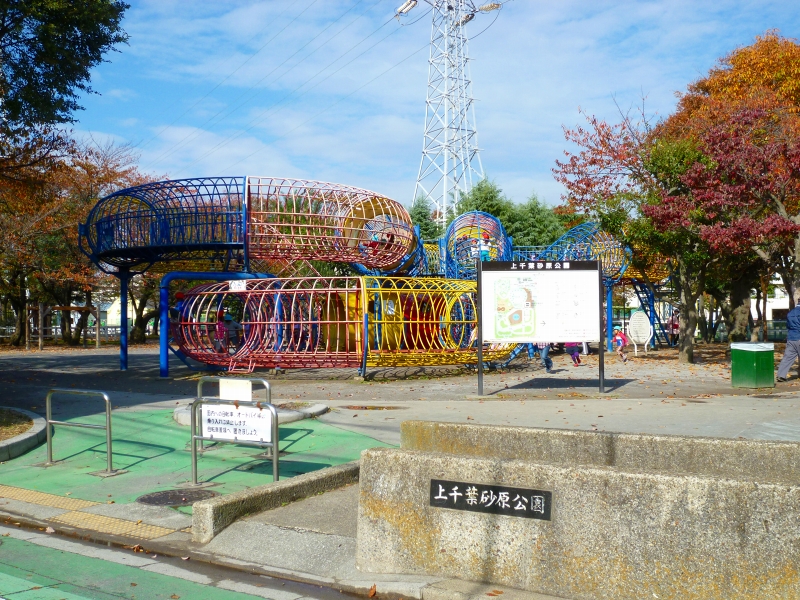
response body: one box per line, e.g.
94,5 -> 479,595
136,0 -> 307,153
143,0 -> 379,170
219,42 -> 431,173
178,10 -> 426,172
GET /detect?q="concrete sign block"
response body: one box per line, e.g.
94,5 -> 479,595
357,424 -> 800,599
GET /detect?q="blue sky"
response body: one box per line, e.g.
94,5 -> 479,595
75,0 -> 800,207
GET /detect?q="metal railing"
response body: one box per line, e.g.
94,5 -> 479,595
190,376 -> 279,485
45,388 -> 119,475
1,325 -> 125,341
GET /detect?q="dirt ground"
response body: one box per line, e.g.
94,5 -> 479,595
0,408 -> 33,441
0,340 -> 794,405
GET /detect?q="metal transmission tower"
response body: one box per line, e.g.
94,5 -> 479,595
397,1 -> 501,228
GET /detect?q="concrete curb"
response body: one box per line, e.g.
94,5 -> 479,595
293,402 -> 329,418
192,460 -> 359,543
173,402 -> 329,426
0,407 -> 46,462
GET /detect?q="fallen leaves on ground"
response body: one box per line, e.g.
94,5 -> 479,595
368,584 -> 377,597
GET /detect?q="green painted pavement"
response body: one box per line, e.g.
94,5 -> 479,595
0,409 -> 390,508
0,536 -> 264,599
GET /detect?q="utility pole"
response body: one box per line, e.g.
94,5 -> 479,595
397,1 -> 502,229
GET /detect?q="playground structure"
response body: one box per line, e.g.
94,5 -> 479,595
79,176 -> 653,375
444,211 -> 512,279
173,276 -> 513,373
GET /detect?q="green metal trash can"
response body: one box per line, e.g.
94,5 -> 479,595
730,342 -> 775,388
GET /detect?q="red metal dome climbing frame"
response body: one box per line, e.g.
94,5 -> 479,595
171,277 -> 516,372
247,178 -> 415,269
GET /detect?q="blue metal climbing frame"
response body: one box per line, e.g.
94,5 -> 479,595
630,279 -> 672,347
444,211 -> 513,280
79,177 -> 246,273
533,222 -> 631,285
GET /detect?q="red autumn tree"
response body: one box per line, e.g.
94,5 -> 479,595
646,105 -> 800,338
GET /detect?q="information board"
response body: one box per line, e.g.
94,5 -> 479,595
200,403 -> 273,443
480,261 -> 601,343
200,378 -> 273,443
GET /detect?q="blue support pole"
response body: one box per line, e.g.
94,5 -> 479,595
648,288 -> 656,350
159,283 -> 170,378
242,176 -> 250,273
119,268 -> 129,371
159,271 -> 271,378
606,284 -> 614,352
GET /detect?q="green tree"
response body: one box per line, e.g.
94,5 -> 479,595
456,178 -> 516,227
506,194 -> 565,247
409,195 -> 443,240
0,0 -> 129,130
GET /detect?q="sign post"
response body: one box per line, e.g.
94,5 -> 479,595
477,259 -> 484,396
598,265 -> 605,393
478,260 -> 604,393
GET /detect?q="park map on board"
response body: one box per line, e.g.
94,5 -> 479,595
481,261 -> 601,344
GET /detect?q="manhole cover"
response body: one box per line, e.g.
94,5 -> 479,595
136,489 -> 218,507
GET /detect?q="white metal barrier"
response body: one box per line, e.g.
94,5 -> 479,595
190,377 -> 279,485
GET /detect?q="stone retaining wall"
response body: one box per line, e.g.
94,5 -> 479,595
400,421 -> 800,483
356,422 -> 800,599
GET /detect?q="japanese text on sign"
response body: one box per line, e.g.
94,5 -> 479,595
200,404 -> 273,443
429,479 -> 552,520
480,260 -> 601,343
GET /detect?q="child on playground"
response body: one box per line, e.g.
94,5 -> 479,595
565,342 -> 581,366
612,327 -> 629,362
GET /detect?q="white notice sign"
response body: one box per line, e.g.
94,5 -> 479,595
480,261 -> 601,343
228,280 -> 247,291
627,311 -> 653,345
200,403 -> 273,443
219,378 -> 251,402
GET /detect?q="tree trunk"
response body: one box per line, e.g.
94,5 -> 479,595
697,295 -> 708,344
709,303 -> 721,341
129,303 -> 156,344
10,305 -> 25,346
130,312 -> 150,343
729,279 -> 751,342
70,301 -> 89,345
7,271 -> 26,346
60,309 -> 73,344
675,259 -> 706,364
761,275 -> 768,342
782,278 -> 795,309
152,312 -> 161,338
752,285 -> 763,342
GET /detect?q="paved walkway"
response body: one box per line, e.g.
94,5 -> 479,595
0,524 -> 347,599
0,407 -> 387,544
2,344 -> 800,599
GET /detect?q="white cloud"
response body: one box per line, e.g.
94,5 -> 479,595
76,0 -> 800,208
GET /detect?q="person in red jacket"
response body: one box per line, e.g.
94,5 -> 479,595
612,327 -> 629,362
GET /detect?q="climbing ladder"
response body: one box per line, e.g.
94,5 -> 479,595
631,280 -> 671,347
